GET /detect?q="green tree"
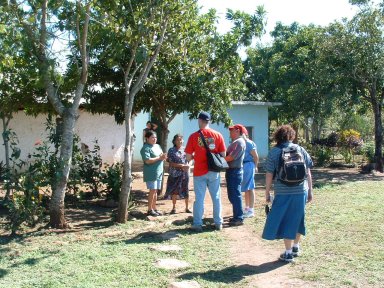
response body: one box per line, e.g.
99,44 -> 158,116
0,7 -> 44,200
88,0 -> 199,223
321,3 -> 384,171
135,7 -> 266,151
244,23 -> 337,140
8,0 -> 92,227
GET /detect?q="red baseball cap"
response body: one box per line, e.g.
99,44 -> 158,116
229,124 -> 248,135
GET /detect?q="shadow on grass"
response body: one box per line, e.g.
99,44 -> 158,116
105,223 -> 216,246
0,249 -> 58,279
179,262 -> 287,284
0,234 -> 25,245
10,252 -> 56,268
125,227 -> 192,244
0,268 -> 7,279
256,167 -> 383,189
65,206 -> 115,230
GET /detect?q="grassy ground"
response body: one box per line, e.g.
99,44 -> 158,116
301,180 -> 384,287
1,178 -> 383,287
251,179 -> 384,287
0,217 -> 235,288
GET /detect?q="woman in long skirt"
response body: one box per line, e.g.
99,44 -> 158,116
262,125 -> 313,262
164,134 -> 191,214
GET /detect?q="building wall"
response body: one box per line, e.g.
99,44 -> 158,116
0,112 -> 49,163
182,105 -> 269,160
0,111 -> 146,165
0,105 -> 269,166
133,113 -> 184,161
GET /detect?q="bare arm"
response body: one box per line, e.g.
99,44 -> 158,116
251,149 -> 259,172
169,161 -> 189,169
265,172 -> 273,202
224,155 -> 234,162
144,153 -> 167,164
306,168 -> 313,202
186,153 -> 193,162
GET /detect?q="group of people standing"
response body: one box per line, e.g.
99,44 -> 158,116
140,112 -> 313,263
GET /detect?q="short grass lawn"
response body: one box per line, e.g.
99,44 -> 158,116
252,180 -> 384,288
1,179 -> 383,287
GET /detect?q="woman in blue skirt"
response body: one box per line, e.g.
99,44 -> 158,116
262,125 -> 313,262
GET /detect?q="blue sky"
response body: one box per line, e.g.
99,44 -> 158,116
198,0 -> 360,43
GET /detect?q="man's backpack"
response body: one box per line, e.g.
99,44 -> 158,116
277,144 -> 307,186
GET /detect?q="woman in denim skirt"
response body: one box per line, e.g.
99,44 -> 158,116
262,125 -> 313,262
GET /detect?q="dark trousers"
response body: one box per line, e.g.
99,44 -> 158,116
225,168 -> 244,221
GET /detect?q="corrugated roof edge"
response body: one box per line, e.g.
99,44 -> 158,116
231,101 -> 282,106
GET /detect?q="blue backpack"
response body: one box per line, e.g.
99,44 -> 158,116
277,144 -> 307,186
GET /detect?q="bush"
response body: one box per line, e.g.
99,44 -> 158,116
102,163 -> 123,202
0,161 -> 6,182
338,129 -> 363,164
312,132 -> 339,148
360,141 -> 375,163
314,146 -> 333,167
76,140 -> 103,197
5,170 -> 46,235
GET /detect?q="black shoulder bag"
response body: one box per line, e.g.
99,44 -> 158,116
198,130 -> 229,172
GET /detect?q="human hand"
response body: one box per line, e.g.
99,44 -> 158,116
307,190 -> 313,203
265,192 -> 272,203
160,153 -> 167,161
182,164 -> 190,172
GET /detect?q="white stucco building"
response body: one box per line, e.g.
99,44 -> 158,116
0,101 -> 280,165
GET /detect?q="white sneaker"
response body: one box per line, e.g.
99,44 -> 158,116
244,210 -> 254,218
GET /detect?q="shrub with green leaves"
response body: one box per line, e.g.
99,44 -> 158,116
360,141 -> 375,163
77,140 -> 103,197
102,163 -> 123,202
0,161 -> 6,181
314,146 -> 333,166
338,129 -> 363,164
5,167 -> 46,235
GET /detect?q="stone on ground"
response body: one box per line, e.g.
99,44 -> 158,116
168,280 -> 201,288
155,258 -> 190,269
159,231 -> 180,241
151,245 -> 182,252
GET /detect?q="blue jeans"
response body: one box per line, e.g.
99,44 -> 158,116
226,168 -> 244,221
193,171 -> 222,226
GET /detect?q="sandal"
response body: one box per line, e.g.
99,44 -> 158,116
185,208 -> 192,213
147,210 -> 158,217
170,209 -> 176,214
154,210 -> 163,216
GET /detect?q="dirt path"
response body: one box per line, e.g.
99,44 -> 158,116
223,221 -> 309,288
131,166 -> 314,288
207,185 -> 311,288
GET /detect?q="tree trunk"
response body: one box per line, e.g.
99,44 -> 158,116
292,122 -> 299,144
1,115 -> 12,200
159,124 -> 170,154
117,113 -> 134,223
305,118 -> 310,143
49,110 -> 77,228
312,118 -> 322,140
158,123 -> 170,196
372,100 -> 383,172
116,17 -> 167,223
